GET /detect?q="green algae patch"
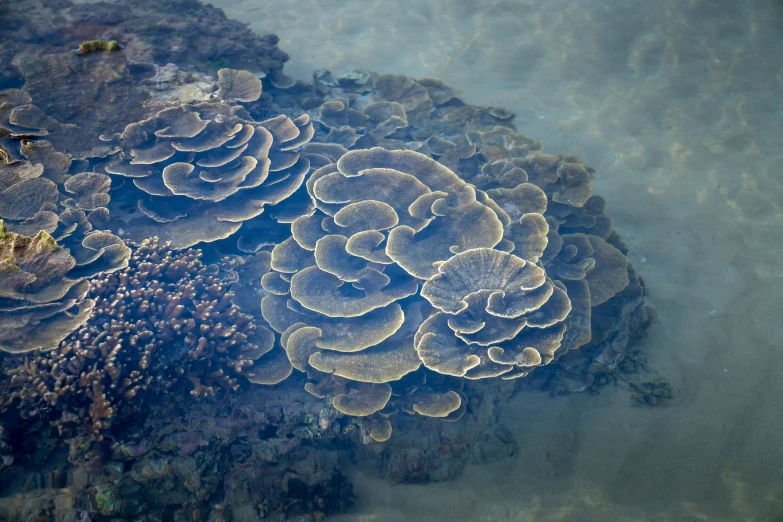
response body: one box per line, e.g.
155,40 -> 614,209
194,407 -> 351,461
78,40 -> 121,56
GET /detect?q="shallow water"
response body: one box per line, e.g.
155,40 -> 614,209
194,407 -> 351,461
208,0 -> 783,519
6,0 -> 783,520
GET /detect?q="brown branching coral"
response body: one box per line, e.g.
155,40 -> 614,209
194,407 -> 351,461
101,92 -> 314,249
4,237 -> 276,438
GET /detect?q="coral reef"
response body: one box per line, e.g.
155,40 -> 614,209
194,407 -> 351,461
0,0 -> 291,89
0,89 -> 65,164
2,0 -> 294,159
257,142 -> 631,439
260,146 -> 514,433
1,59 -> 656,467
220,67 -> 663,453
100,91 -> 313,248
0,93 -> 131,358
3,237 -> 277,437
0,2 -> 666,517
0,383 -> 356,521
0,221 -> 96,355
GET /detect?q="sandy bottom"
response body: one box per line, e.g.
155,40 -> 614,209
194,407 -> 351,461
204,0 -> 783,519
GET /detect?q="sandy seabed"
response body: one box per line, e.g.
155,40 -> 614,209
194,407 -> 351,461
203,0 -> 783,520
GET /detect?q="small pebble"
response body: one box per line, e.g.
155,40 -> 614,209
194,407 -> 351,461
640,256 -> 648,263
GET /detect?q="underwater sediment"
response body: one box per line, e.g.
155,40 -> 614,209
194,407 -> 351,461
0,0 -> 666,520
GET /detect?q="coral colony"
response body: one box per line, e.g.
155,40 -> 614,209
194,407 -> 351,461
0,1 -> 664,519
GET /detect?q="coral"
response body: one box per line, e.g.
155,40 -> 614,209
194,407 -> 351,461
0,221 -> 100,355
0,88 -> 133,359
4,237 -> 276,438
1,61 -> 650,459
217,68 -> 263,103
0,0 -> 291,88
241,67 -> 655,442
417,248 -> 571,380
18,50 -> 153,160
0,146 -> 131,284
258,144 -> 594,436
77,40 -> 121,56
0,7 -> 659,511
260,147 -> 515,434
0,90 -> 58,164
263,153 -> 628,439
101,91 -> 313,249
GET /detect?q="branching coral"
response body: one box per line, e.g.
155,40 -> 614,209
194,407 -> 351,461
4,237 -> 277,438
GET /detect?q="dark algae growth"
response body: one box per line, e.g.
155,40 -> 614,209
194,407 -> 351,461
0,0 -> 666,520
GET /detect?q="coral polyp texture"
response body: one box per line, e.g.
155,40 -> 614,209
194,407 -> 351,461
101,84 -> 314,249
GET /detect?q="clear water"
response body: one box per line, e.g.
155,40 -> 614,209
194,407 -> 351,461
5,0 -> 783,520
